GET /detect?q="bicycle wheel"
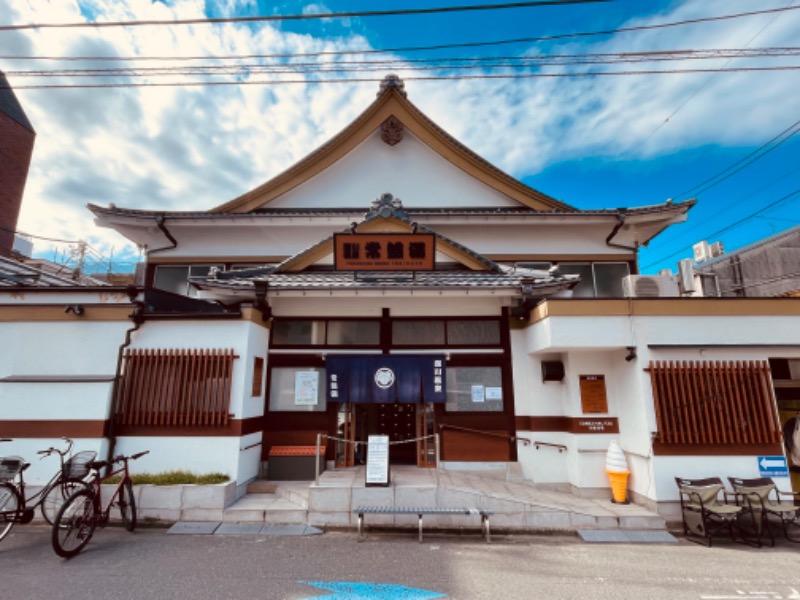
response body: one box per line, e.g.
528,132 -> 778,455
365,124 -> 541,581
119,479 -> 136,532
0,482 -> 21,542
41,478 -> 89,525
51,489 -> 97,558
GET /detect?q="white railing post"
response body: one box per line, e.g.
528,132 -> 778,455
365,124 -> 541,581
315,433 -> 322,486
435,433 -> 441,489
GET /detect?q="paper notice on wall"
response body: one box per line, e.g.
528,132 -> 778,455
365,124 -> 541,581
294,371 -> 319,405
485,387 -> 503,401
471,385 -> 485,403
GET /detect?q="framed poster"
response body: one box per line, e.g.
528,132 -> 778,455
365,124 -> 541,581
294,371 -> 319,406
579,375 -> 608,414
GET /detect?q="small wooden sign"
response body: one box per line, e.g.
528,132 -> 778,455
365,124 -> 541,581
334,233 -> 435,271
579,374 -> 608,414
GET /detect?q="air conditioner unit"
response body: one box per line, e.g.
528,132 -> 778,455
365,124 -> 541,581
622,275 -> 680,298
693,241 -> 710,263
709,241 -> 725,257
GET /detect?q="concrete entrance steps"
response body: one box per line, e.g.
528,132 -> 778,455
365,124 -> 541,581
226,466 -> 666,532
305,466 -> 666,531
223,481 -> 310,524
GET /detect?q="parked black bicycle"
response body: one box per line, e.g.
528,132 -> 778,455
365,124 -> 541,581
52,450 -> 149,558
0,437 -> 96,542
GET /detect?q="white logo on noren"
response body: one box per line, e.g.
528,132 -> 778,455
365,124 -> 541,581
374,367 -> 395,389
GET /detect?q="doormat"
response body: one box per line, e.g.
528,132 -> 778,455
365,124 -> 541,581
578,530 -> 677,543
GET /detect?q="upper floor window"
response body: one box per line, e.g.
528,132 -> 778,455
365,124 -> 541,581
558,262 -> 630,298
153,265 -> 222,297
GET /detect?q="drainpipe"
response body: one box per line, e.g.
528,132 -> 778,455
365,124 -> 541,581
106,285 -> 145,463
148,214 -> 178,255
605,209 -> 639,253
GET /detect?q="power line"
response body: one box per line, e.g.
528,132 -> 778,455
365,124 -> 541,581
2,6 -> 798,62
674,117 -> 800,200
642,188 -> 800,269
7,47 -> 799,79
6,66 -> 800,90
0,0 -> 609,32
628,0 -> 797,154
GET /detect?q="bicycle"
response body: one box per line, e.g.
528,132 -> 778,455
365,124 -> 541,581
0,437 -> 96,542
51,450 -> 149,558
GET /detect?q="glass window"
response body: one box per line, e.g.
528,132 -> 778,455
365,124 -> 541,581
327,320 -> 380,346
272,320 -> 326,345
445,367 -> 504,412
558,263 -> 594,297
447,320 -> 501,345
594,263 -> 630,298
268,367 -> 327,412
153,266 -> 189,295
392,320 -> 445,345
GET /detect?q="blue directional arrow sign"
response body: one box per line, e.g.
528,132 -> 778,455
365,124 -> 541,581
301,581 -> 446,600
758,455 -> 788,477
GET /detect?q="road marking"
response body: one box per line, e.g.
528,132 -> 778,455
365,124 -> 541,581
301,581 -> 446,599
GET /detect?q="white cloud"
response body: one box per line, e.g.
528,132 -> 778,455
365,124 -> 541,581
2,0 -> 797,269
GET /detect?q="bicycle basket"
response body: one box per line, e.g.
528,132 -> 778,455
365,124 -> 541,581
0,456 -> 25,482
62,451 -> 97,479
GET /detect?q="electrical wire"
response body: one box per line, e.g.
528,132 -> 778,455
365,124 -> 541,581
6,47 -> 798,79
6,66 -> 800,90
642,188 -> 800,269
0,0 -> 610,32
674,117 -> 800,200
2,6 -> 798,62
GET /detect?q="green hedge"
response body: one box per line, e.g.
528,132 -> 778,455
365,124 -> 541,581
105,470 -> 229,485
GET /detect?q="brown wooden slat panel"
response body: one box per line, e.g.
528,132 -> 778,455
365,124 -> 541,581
648,359 -> 777,449
114,348 -> 236,429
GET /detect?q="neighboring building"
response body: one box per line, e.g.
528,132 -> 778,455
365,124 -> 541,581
0,71 -> 35,258
2,76 -> 799,519
693,225 -> 800,298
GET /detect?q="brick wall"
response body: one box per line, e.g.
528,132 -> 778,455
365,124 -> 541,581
0,113 -> 35,257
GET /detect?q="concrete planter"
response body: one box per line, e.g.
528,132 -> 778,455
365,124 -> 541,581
100,481 -> 237,524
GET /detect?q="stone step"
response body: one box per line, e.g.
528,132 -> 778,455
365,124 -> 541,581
223,493 -> 308,524
246,480 -> 277,494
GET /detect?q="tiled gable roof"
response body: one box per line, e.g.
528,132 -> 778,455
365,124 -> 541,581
0,72 -> 35,133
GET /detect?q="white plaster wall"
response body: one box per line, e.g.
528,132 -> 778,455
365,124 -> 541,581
113,436 -> 252,483
241,321 -> 270,420
0,321 -> 129,378
270,295 -> 508,318
268,130 -> 521,210
0,382 -> 113,420
0,290 -> 131,305
0,438 -> 108,485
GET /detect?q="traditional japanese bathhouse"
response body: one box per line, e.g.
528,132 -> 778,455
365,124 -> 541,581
88,75 -> 701,480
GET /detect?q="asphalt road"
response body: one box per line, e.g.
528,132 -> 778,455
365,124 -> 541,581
2,525 -> 800,600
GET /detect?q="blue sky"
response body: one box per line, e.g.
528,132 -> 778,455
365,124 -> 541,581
1,0 -> 798,275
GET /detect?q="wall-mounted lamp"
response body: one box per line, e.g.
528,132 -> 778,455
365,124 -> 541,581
64,304 -> 85,316
624,346 -> 637,362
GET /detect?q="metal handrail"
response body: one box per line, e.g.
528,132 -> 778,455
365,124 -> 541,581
438,424 -> 530,445
533,441 -> 567,453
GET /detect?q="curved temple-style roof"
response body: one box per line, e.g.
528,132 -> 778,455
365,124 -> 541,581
210,78 -> 574,214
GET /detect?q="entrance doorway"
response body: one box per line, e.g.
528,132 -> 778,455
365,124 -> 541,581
335,402 -> 437,468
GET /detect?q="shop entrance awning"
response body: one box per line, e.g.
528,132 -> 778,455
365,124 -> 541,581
325,355 -> 446,404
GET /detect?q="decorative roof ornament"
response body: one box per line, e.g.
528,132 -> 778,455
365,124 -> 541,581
377,74 -> 407,97
366,193 -> 409,221
380,115 -> 404,146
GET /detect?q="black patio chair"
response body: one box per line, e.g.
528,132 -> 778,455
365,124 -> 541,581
727,477 -> 800,546
675,477 -> 752,546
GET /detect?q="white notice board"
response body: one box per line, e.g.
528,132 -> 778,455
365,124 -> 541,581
366,435 -> 390,486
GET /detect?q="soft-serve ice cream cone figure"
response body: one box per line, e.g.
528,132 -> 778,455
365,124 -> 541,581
605,440 -> 630,504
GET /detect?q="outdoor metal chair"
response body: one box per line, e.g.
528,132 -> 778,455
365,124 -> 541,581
727,477 -> 800,546
675,477 -> 751,546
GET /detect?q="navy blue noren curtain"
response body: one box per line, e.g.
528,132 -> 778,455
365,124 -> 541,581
325,355 -> 446,404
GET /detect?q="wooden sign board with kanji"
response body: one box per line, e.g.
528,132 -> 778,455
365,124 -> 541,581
334,233 -> 436,271
579,374 -> 608,414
